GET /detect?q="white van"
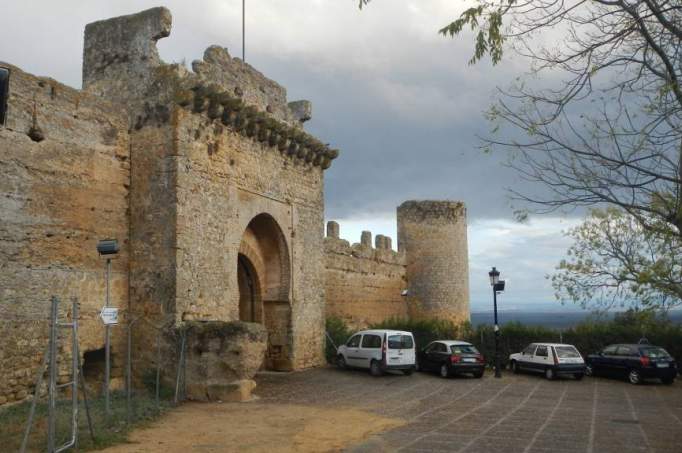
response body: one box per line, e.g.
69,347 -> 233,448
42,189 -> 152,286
336,329 -> 416,376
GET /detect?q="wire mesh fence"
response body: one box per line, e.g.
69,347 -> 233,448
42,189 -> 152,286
0,297 -> 193,452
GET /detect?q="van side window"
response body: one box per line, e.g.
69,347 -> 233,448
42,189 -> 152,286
347,335 -> 361,348
536,346 -> 548,357
361,334 -> 381,349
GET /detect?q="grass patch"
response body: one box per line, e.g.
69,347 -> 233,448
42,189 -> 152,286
0,389 -> 174,452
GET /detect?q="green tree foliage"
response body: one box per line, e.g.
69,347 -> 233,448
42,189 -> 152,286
553,208 -> 682,310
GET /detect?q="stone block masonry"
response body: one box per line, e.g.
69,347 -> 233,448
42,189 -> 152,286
326,200 -> 470,329
80,6 -> 336,376
0,6 -> 470,406
324,224 -> 408,329
0,64 -> 130,404
397,201 -> 470,325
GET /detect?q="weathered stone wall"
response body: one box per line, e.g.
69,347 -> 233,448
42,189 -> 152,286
174,106 -> 326,369
0,64 -> 130,404
82,7 -> 331,372
324,222 -> 408,329
397,200 -> 470,325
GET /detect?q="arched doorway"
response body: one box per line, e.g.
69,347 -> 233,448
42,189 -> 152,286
238,213 -> 292,371
237,254 -> 262,323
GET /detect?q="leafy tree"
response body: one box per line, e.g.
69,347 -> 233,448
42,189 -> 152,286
361,0 -> 682,309
553,208 -> 682,310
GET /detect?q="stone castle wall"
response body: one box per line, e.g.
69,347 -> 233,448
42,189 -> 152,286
397,201 -> 470,325
0,64 -> 130,404
324,222 -> 408,329
0,6 -> 471,407
82,7 -> 331,372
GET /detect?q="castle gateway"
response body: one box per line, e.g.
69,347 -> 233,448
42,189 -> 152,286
0,7 -> 469,405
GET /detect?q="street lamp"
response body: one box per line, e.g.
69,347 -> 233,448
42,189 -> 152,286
488,267 -> 505,378
98,239 -> 119,415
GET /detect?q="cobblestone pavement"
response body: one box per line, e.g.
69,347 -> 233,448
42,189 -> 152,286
255,367 -> 682,453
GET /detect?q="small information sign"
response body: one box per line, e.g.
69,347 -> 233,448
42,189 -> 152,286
100,307 -> 119,325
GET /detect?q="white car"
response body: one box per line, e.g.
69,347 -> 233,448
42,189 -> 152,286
509,343 -> 586,380
336,329 -> 416,376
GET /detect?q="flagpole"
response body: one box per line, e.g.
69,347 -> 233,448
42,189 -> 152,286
242,0 -> 245,62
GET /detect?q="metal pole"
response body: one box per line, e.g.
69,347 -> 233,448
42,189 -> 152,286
105,257 -> 111,416
126,319 -> 138,424
76,340 -> 96,443
174,331 -> 186,405
242,0 -> 245,61
71,298 -> 80,450
20,343 -> 49,453
47,296 -> 59,453
155,329 -> 162,411
493,288 -> 501,378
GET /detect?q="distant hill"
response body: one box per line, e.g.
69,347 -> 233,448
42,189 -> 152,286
470,310 -> 682,329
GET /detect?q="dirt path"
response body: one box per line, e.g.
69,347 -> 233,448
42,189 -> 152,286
100,402 -> 404,453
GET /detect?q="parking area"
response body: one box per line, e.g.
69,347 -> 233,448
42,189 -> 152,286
256,367 -> 682,453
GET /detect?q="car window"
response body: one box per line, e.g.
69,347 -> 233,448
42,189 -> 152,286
603,345 -> 618,355
388,335 -> 414,349
451,345 -> 479,354
361,334 -> 382,349
424,342 -> 437,353
523,345 -> 536,355
640,347 -> 671,358
616,346 -> 635,356
554,346 -> 581,358
347,334 -> 361,348
536,346 -> 548,357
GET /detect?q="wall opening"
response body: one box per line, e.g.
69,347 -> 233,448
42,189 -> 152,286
239,213 -> 292,371
82,347 -> 106,384
238,253 -> 262,323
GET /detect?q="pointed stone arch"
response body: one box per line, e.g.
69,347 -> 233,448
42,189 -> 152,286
238,213 -> 292,370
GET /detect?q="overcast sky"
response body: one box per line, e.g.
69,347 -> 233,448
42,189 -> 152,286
1,0 -> 587,312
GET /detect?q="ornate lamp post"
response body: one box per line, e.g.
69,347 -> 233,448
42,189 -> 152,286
488,267 -> 505,378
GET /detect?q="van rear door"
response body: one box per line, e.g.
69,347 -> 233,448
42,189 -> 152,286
387,333 -> 415,366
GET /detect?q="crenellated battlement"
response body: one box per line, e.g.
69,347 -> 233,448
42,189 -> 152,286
324,221 -> 404,265
82,7 -> 338,170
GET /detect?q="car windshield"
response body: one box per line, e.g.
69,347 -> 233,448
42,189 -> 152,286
450,345 -> 478,354
554,346 -> 581,358
388,335 -> 414,349
640,347 -> 671,358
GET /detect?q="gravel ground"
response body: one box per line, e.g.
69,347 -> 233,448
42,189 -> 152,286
256,367 -> 682,453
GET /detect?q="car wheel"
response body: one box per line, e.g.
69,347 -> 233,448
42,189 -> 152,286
370,360 -> 383,377
545,367 -> 555,380
574,373 -> 584,381
473,371 -> 484,379
336,355 -> 347,370
511,361 -> 519,374
662,377 -> 675,385
402,368 -> 414,376
585,364 -> 594,377
440,363 -> 451,378
628,369 -> 641,385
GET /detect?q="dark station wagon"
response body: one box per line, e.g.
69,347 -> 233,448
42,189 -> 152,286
586,343 -> 677,385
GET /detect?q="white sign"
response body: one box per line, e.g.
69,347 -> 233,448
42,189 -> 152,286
100,307 -> 119,325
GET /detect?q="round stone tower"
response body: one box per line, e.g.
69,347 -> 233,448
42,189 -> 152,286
397,200 -> 470,325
